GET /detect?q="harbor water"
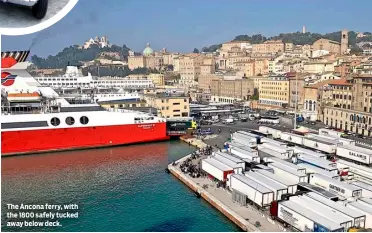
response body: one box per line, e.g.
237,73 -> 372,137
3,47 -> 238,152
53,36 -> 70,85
1,140 -> 241,232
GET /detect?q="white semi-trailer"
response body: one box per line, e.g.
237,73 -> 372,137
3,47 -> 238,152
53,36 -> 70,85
345,201 -> 372,229
228,174 -> 274,208
296,153 -> 338,173
214,151 -> 246,171
303,137 -> 338,154
261,137 -> 287,147
319,128 -> 345,138
308,173 -> 363,198
258,126 -> 282,139
297,163 -> 340,180
213,154 -> 244,174
292,146 -> 327,159
229,147 -> 260,163
259,143 -> 294,158
255,169 -> 298,194
336,144 -> 372,165
270,200 -> 344,232
289,195 -> 353,231
231,133 -> 258,147
245,171 -> 288,200
258,147 -> 288,160
227,142 -> 259,156
337,159 -> 372,181
305,192 -> 366,228
280,132 -> 304,145
349,181 -> 372,198
267,162 -> 308,183
201,158 -> 234,182
268,157 -> 306,174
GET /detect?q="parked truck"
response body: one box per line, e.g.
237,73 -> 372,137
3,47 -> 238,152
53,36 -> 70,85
267,157 -> 306,173
245,171 -> 288,200
270,200 -> 344,232
297,163 -> 340,180
319,128 -> 346,138
280,132 -> 304,145
201,158 -> 234,182
267,162 -> 308,184
303,137 -> 338,154
255,169 -> 298,194
308,173 -> 363,198
296,153 -> 338,173
336,145 -> 372,166
292,146 -> 327,159
230,147 -> 260,163
259,143 -> 294,158
258,126 -> 282,139
228,174 -> 274,208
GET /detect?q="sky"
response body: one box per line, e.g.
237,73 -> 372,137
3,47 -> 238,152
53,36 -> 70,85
2,0 -> 372,58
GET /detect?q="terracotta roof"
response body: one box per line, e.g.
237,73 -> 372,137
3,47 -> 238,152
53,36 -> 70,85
306,79 -> 349,89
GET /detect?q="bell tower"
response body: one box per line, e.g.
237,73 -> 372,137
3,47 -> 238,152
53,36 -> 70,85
340,29 -> 348,54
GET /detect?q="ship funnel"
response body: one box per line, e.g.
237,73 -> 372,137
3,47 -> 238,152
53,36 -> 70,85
1,50 -> 30,62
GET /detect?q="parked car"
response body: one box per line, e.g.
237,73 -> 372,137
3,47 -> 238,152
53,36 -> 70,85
3,0 -> 48,19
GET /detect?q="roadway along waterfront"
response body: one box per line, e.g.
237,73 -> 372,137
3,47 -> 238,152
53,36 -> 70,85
1,141 -> 241,232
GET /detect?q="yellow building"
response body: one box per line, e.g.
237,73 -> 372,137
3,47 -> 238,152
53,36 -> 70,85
178,53 -> 205,86
252,40 -> 285,54
148,73 -> 165,86
258,75 -> 290,109
198,73 -> 222,92
144,93 -> 189,118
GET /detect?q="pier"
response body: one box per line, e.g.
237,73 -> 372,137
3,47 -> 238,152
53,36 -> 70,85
170,136 -> 285,232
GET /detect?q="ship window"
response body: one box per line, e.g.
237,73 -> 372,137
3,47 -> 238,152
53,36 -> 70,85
50,117 -> 60,126
80,116 -> 89,125
65,117 -> 75,125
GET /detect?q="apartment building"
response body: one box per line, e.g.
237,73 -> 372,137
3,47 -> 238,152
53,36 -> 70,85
304,61 -> 335,73
148,73 -> 165,86
252,40 -> 285,54
198,73 -> 222,92
322,75 -> 372,136
210,77 -> 254,103
144,93 -> 189,118
258,75 -> 290,109
178,53 -> 205,87
289,74 -> 306,108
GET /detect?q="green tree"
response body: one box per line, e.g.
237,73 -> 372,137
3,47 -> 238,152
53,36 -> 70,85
193,48 -> 200,53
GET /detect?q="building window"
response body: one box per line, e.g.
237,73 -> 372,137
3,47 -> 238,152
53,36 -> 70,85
166,107 -> 169,110
173,110 -> 180,112
173,103 -> 180,105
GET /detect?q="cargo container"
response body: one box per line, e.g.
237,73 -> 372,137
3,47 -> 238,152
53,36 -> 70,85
259,143 -> 294,158
270,200 -> 344,232
268,157 -> 306,174
357,197 -> 372,207
303,137 -> 338,154
336,145 -> 372,165
308,133 -> 341,144
304,192 -> 366,228
308,173 -> 363,198
214,151 -> 246,171
230,147 -> 260,163
255,169 -> 298,194
297,163 -> 340,180
227,142 -> 259,156
313,133 -> 356,146
228,174 -> 274,208
213,154 -> 244,174
346,202 -> 372,228
253,164 -> 274,173
337,160 -> 372,181
268,162 -> 308,183
231,133 -> 258,147
280,132 -> 304,145
245,171 -> 288,200
289,195 -> 353,231
201,158 -> 234,181
350,181 -> 372,198
258,126 -> 282,139
234,131 -> 261,144
297,183 -> 340,201
261,137 -> 287,147
292,146 -> 327,159
297,153 -> 338,173
319,128 -> 345,138
258,146 -> 288,160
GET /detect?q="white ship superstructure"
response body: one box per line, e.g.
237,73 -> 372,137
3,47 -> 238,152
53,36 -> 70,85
36,66 -> 154,90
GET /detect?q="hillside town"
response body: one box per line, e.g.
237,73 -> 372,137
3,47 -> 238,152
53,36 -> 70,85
22,29 -> 372,138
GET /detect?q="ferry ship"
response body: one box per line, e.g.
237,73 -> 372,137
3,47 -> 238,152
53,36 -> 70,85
1,52 -> 169,156
35,65 -> 154,90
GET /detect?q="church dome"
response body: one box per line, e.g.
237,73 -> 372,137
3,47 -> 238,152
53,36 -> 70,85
143,43 -> 154,56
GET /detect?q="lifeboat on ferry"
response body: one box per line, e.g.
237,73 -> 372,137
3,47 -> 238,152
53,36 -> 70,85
6,91 -> 42,102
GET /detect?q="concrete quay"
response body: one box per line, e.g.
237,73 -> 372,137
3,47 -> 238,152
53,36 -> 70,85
171,137 -> 285,232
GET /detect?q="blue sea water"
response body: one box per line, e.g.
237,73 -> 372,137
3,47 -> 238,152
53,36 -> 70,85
1,141 -> 241,232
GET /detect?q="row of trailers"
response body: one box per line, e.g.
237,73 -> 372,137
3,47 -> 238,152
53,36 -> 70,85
258,126 -> 372,166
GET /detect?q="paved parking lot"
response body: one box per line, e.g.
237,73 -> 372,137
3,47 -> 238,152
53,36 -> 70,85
0,0 -> 70,28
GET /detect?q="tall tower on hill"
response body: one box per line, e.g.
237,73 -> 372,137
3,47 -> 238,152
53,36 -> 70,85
341,29 -> 349,54
302,25 -> 306,34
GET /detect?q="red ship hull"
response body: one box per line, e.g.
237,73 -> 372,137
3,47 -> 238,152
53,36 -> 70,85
1,122 -> 170,156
